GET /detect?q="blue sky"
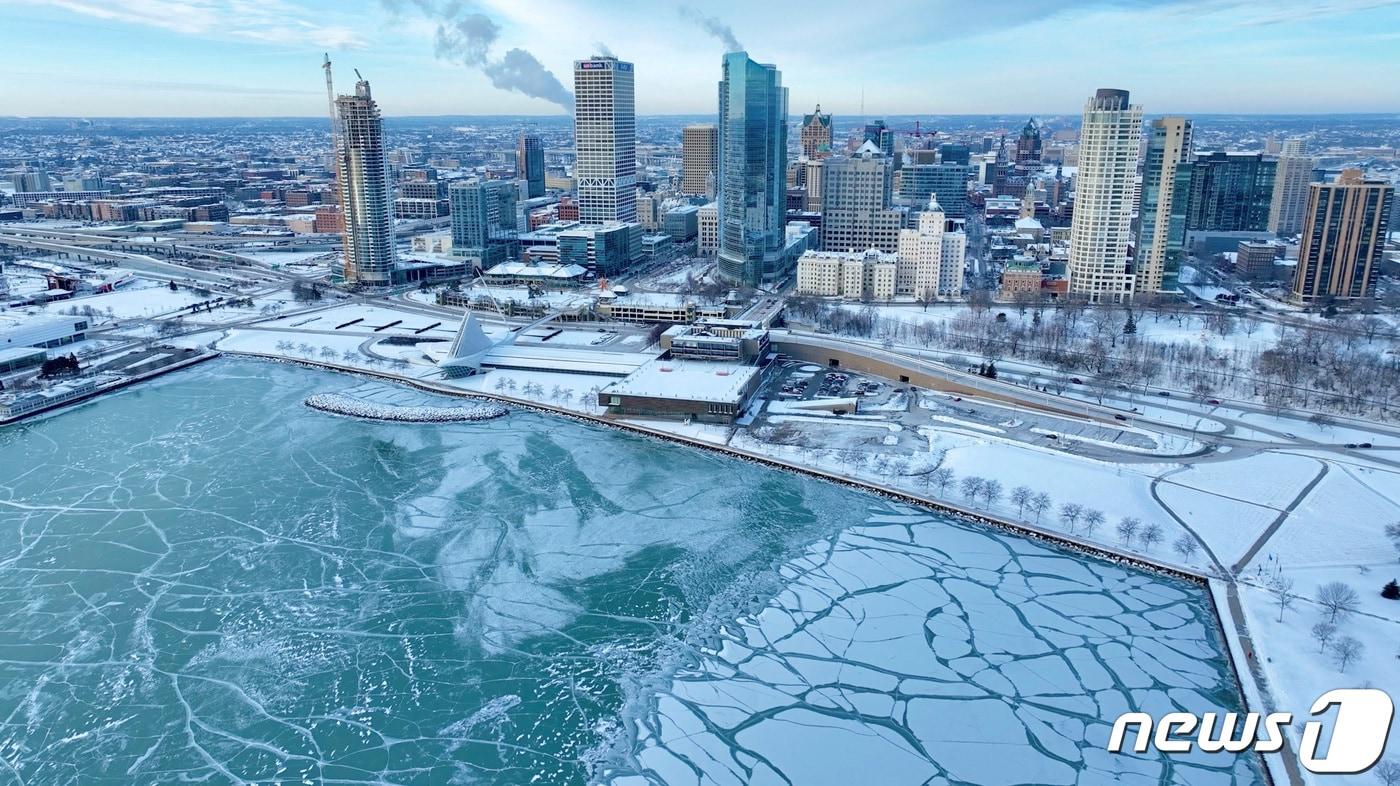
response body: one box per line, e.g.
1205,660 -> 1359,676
2,0 -> 1398,117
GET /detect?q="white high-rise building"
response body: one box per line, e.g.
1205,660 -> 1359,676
896,196 -> 965,300
334,78 -> 396,286
1067,88 -> 1142,303
573,56 -> 636,224
1269,137 -> 1313,237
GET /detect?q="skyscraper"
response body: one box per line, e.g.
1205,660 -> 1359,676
573,56 -> 636,224
717,51 -> 789,286
822,141 -> 904,253
334,77 -> 395,286
1291,169 -> 1393,303
897,163 -> 973,218
863,120 -> 894,158
896,196 -> 966,300
681,124 -> 718,196
1014,119 -> 1042,168
1067,88 -> 1142,304
1135,117 -> 1193,294
1269,138 -> 1313,236
800,104 -> 832,159
449,179 -> 518,268
1185,152 -> 1276,232
517,134 -> 545,199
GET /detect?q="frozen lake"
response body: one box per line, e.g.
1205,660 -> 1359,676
0,360 -> 1262,785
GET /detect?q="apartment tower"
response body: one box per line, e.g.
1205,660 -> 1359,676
1067,88 -> 1142,303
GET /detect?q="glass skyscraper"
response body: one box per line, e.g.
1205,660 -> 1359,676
517,134 -> 545,199
717,51 -> 788,286
1185,152 -> 1277,232
449,179 -> 518,267
1136,117 -> 1193,294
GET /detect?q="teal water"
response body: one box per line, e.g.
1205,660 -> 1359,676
0,360 -> 1262,785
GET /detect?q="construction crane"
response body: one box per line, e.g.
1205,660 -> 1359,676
322,54 -> 341,147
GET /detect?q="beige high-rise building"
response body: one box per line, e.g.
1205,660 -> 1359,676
803,159 -> 826,212
697,202 -> 718,255
1269,137 -> 1313,236
1067,88 -> 1142,303
895,196 -> 966,300
682,124 -> 718,197
822,141 -> 904,254
1291,169 -> 1393,303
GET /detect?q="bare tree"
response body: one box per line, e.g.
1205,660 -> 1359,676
1331,636 -> 1364,672
1270,576 -> 1296,622
1116,516 -> 1141,547
960,476 -> 986,501
1173,533 -> 1200,562
1081,509 -> 1105,538
341,349 -> 358,363
1373,759 -> 1400,786
1011,486 -> 1033,517
929,467 -> 955,495
1311,620 -> 1336,653
1140,523 -> 1164,552
980,479 -> 1003,509
1028,492 -> 1052,524
1060,503 -> 1084,533
1317,582 -> 1360,623
1386,521 -> 1400,560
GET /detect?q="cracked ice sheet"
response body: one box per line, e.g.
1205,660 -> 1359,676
608,507 -> 1265,786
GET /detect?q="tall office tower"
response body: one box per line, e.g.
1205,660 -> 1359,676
1135,117 -> 1193,294
1067,88 -> 1142,304
11,170 -> 51,192
1269,138 -> 1313,236
898,162 -> 974,218
896,196 -> 965,299
1014,119 -> 1042,167
334,77 -> 396,286
822,141 -> 904,253
1291,169 -> 1393,303
573,56 -> 636,224
449,179 -> 519,267
517,134 -> 545,199
716,51 -> 789,286
940,144 -> 971,166
863,120 -> 894,157
682,124 -> 718,196
803,159 -> 827,212
1185,152 -> 1277,232
800,104 -> 833,159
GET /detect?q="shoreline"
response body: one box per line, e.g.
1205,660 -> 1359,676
0,350 -> 220,426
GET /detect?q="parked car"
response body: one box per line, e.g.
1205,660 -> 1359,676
1157,391 -> 1171,397
1070,377 -> 1083,385
1114,414 -> 1127,421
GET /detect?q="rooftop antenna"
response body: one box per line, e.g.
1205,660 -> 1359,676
355,68 -> 365,82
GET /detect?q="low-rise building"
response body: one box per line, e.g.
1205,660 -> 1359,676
597,357 -> 762,423
795,249 -> 897,301
999,260 -> 1045,299
661,319 -> 770,363
0,314 -> 88,351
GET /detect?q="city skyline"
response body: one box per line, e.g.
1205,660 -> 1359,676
3,0 -> 1400,117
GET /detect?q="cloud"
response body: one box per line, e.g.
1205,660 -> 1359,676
594,41 -> 615,58
384,0 -> 572,111
21,0 -> 367,48
678,6 -> 742,51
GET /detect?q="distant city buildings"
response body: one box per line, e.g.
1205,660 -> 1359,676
800,105 -> 832,159
573,56 -> 637,224
333,77 -> 396,286
1268,137 -> 1313,236
517,134 -> 545,199
862,120 -> 894,158
1014,119 -> 1042,169
1067,88 -> 1142,303
898,162 -> 973,218
1135,117 -> 1193,294
681,123 -> 718,197
716,52 -> 789,286
1291,169 -> 1393,303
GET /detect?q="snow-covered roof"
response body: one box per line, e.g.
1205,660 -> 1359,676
602,358 -> 758,404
